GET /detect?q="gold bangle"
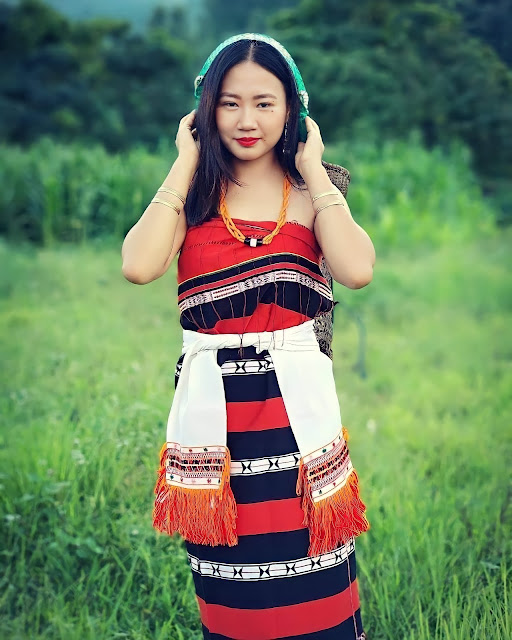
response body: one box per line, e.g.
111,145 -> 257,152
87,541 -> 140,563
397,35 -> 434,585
157,186 -> 186,204
314,200 -> 346,216
151,197 -> 181,215
311,189 -> 339,203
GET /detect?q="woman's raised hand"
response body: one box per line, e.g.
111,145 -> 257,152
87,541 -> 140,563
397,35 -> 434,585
175,109 -> 200,173
295,116 -> 325,180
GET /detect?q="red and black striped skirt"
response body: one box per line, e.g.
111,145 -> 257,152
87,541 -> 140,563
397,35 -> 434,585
177,345 -> 366,640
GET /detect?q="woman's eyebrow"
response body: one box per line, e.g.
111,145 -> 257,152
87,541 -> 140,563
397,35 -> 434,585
219,92 -> 278,100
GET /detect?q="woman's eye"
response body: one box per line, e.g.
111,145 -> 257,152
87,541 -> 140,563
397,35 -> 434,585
258,103 -> 272,108
220,102 -> 237,107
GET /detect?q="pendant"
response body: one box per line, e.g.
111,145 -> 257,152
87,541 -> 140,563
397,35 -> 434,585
244,236 -> 263,247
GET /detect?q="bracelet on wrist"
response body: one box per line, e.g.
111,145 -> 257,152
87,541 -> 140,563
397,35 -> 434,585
151,197 -> 181,215
157,186 -> 186,204
314,199 -> 347,217
311,189 -> 339,203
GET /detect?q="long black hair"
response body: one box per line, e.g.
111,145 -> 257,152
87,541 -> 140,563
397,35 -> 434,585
185,39 -> 305,226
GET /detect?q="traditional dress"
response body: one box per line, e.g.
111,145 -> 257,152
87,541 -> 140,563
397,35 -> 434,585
154,216 -> 368,640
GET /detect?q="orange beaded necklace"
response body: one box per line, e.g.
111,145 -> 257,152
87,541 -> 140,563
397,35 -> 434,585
218,176 -> 292,247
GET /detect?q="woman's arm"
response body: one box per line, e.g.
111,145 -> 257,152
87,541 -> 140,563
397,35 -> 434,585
121,157 -> 193,284
121,111 -> 198,285
296,117 -> 375,289
305,164 -> 375,289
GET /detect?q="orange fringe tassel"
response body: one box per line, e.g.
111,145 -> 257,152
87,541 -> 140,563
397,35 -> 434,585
296,426 -> 370,557
152,442 -> 238,547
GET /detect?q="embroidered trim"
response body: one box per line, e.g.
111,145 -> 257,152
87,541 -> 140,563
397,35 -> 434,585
231,452 -> 300,476
220,355 -> 274,376
176,355 -> 274,379
178,269 -> 333,312
153,442 -> 238,547
164,442 -> 227,489
187,538 -> 355,581
178,252 -> 323,288
303,432 -> 354,500
296,426 -> 370,556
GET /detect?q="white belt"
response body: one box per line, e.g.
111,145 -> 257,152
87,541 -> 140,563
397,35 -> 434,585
166,319 -> 342,459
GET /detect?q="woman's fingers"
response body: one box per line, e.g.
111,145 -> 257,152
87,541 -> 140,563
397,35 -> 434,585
177,111 -> 197,142
175,110 -> 199,153
305,116 -> 320,134
180,110 -> 196,128
304,116 -> 323,148
181,109 -> 196,120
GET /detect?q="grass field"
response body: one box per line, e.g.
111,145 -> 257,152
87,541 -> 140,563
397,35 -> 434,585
1,230 -> 511,639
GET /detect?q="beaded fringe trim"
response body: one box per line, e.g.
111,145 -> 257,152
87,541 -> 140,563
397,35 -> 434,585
295,427 -> 370,556
152,426 -> 369,556
152,442 -> 238,546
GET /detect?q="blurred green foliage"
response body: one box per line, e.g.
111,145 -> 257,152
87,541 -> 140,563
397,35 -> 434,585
447,0 -> 512,66
0,0 -> 510,219
268,0 -> 512,181
0,0 -> 196,150
0,134 -> 496,248
1,1 -> 511,164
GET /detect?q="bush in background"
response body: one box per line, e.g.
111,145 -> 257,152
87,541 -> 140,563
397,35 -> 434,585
0,132 -> 496,251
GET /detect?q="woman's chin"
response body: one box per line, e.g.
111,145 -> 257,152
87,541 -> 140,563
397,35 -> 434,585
227,144 -> 279,164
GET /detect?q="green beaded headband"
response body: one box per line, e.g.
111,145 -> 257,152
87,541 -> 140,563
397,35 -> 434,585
194,33 -> 309,142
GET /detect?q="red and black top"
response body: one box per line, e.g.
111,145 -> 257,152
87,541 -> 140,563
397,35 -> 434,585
177,217 -> 334,335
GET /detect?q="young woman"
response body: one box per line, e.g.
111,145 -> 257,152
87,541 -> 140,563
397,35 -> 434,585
122,33 -> 375,640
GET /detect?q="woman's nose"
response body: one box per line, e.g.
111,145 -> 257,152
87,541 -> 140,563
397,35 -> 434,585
237,107 -> 257,130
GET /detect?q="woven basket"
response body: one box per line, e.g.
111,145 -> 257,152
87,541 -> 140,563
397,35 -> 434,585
322,160 -> 351,198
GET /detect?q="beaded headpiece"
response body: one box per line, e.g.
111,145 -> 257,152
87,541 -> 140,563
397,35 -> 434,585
194,33 -> 309,142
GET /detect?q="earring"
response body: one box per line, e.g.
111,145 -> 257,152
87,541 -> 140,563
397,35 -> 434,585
282,121 -> 288,154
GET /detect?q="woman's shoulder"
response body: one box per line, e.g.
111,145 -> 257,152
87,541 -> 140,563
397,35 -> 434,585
288,180 -> 315,231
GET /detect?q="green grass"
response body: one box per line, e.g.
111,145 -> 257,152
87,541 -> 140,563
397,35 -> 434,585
1,230 -> 511,639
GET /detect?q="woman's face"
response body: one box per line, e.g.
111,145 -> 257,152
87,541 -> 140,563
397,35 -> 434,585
216,60 -> 289,162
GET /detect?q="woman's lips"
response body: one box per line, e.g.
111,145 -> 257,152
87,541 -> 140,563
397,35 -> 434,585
236,138 -> 260,147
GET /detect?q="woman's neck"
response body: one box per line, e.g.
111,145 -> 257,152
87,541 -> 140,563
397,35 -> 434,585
230,151 -> 285,187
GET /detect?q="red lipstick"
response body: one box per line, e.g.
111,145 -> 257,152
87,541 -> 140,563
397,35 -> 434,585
236,138 -> 260,147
